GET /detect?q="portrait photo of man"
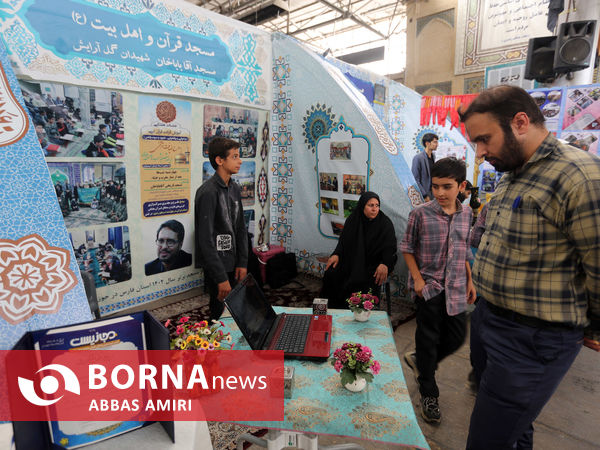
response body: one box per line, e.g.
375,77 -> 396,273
145,219 -> 192,276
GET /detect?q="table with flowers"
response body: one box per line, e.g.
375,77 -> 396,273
221,307 -> 429,449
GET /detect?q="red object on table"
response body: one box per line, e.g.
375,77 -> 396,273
252,245 -> 285,283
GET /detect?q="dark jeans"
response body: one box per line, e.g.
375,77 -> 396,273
205,271 -> 237,321
415,291 -> 466,398
467,299 -> 583,450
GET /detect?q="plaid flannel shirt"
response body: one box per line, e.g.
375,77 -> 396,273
473,134 -> 600,329
400,200 -> 473,316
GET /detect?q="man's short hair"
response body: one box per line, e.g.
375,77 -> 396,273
431,157 -> 466,184
93,135 -> 104,143
99,124 -> 107,131
157,219 -> 185,242
458,85 -> 545,129
422,133 -> 439,147
208,137 -> 240,170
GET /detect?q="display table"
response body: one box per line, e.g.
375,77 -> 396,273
222,307 -> 429,449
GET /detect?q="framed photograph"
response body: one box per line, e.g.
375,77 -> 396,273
342,174 -> 366,195
320,196 -> 339,215
330,141 -> 351,160
319,172 -> 338,192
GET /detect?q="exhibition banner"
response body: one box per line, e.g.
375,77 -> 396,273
0,0 -> 271,107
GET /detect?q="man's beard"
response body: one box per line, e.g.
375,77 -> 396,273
487,127 -> 527,172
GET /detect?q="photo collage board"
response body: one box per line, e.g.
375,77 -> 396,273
479,83 -> 600,197
316,121 -> 370,238
20,80 -> 267,315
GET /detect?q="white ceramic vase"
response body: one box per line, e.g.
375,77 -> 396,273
343,375 -> 367,392
352,309 -> 371,322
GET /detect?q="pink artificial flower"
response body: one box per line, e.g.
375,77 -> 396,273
164,319 -> 171,327
363,300 -> 374,310
356,351 -> 370,363
179,316 -> 190,323
350,296 -> 361,305
334,360 -> 343,372
200,320 -> 208,327
371,360 -> 381,375
208,343 -> 215,351
373,295 -> 379,304
176,325 -> 184,335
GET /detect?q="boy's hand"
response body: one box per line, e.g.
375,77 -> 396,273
414,278 -> 426,297
217,280 -> 232,301
373,264 -> 388,285
325,255 -> 339,270
467,281 -> 477,304
235,267 -> 247,282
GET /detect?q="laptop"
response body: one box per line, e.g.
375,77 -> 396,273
224,273 -> 332,360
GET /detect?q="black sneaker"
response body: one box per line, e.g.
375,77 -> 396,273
403,351 -> 419,381
420,396 -> 441,423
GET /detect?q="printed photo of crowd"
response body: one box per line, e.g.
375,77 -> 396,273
203,105 -> 259,158
71,226 -> 131,288
47,162 -> 127,228
19,81 -> 125,158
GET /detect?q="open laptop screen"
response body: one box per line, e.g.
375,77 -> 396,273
224,274 -> 278,350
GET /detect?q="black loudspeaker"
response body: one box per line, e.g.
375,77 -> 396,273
553,20 -> 597,73
524,36 -> 557,81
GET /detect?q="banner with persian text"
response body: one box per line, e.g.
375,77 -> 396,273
0,0 -> 271,107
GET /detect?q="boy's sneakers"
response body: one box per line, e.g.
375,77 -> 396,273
403,351 -> 419,381
420,396 -> 441,423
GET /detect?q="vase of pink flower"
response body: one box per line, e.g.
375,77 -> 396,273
347,290 -> 379,322
331,342 -> 381,392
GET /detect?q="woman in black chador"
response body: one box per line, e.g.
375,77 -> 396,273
321,191 -> 397,309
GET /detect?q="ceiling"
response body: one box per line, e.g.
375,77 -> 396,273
188,0 -> 407,73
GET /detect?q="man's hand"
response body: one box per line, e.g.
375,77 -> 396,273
235,267 -> 247,282
414,277 -> 426,297
583,338 -> 600,351
373,263 -> 388,285
217,280 -> 232,301
467,280 -> 477,304
325,254 -> 339,271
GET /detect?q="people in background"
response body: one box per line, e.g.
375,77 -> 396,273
84,135 -> 109,157
145,219 -> 192,276
457,180 -> 473,205
400,157 -> 476,424
460,85 -> 600,449
412,133 -> 438,201
321,191 -> 397,309
195,137 -> 248,321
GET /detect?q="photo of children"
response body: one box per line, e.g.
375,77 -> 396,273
319,172 -> 338,192
71,226 -> 131,288
330,142 -> 351,160
342,174 -> 366,195
343,199 -> 358,218
321,196 -> 339,215
20,81 -> 124,158
47,162 -> 127,228
203,105 -> 259,158
203,161 -> 256,207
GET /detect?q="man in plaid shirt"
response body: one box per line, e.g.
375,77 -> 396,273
400,157 -> 476,423
460,85 -> 600,449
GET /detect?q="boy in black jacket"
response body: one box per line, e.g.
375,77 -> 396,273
195,137 -> 248,320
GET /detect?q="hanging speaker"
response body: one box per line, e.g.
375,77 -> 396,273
553,20 -> 597,73
524,36 -> 557,82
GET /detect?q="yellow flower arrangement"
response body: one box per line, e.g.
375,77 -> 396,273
164,316 -> 233,350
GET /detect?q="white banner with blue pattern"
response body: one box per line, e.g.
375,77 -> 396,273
0,0 -> 271,108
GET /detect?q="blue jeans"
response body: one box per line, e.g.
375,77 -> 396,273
467,300 -> 582,449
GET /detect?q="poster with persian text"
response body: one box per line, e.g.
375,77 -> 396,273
139,97 -> 191,218
455,0 -> 550,74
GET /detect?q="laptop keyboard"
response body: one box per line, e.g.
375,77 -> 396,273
274,315 -> 311,353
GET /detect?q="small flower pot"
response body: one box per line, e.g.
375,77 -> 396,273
352,309 -> 371,322
343,375 -> 367,392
